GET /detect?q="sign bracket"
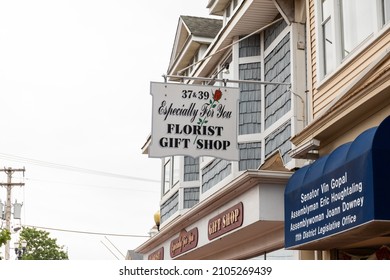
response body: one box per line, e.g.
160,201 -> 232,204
162,74 -> 291,87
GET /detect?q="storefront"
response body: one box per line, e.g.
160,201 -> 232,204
285,115 -> 390,259
136,170 -> 296,260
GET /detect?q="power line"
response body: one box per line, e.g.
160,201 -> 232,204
23,225 -> 150,238
0,152 -> 160,183
22,177 -> 159,193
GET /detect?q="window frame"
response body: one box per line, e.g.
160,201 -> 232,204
163,157 -> 172,195
320,0 -> 336,76
172,156 -> 180,187
162,156 -> 181,197
316,0 -> 387,80
382,0 -> 390,25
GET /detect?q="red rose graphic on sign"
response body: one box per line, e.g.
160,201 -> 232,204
213,89 -> 222,102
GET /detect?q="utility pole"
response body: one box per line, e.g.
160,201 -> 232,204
0,167 -> 25,260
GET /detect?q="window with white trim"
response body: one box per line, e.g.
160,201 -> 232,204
162,156 -> 180,196
318,0 -> 390,79
384,0 -> 390,23
172,156 -> 180,187
321,0 -> 335,75
341,0 -> 375,58
163,157 -> 171,195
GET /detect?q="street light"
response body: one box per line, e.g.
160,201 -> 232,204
14,240 -> 27,260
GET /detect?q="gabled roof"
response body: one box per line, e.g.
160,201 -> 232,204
167,16 -> 222,76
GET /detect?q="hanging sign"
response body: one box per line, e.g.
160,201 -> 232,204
149,82 -> 239,160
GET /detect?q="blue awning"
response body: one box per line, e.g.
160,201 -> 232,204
285,115 -> 390,249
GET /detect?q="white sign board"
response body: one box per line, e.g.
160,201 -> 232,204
149,82 -> 240,161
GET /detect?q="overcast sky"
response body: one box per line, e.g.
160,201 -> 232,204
0,0 -> 212,260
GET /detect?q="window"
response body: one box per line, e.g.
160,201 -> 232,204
163,156 -> 181,195
163,158 -> 171,194
321,0 -> 335,75
188,51 -> 199,75
383,0 -> 390,24
224,0 -> 241,24
226,4 -> 231,18
340,0 -> 375,57
233,0 -> 238,9
318,0 -> 389,79
172,156 -> 180,187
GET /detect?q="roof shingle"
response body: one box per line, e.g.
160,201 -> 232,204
181,16 -> 222,38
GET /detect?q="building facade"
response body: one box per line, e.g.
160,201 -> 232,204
139,0 -> 308,260
286,0 -> 390,260
137,0 -> 390,260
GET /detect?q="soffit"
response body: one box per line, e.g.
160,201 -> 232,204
193,0 -> 280,80
207,0 -> 231,16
